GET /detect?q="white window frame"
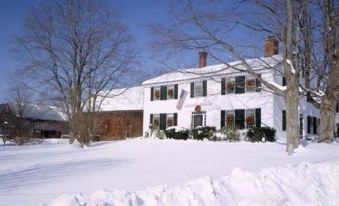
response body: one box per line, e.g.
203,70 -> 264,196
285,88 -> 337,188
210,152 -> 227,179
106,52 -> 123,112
225,110 -> 235,128
245,109 -> 255,128
153,87 -> 161,101
226,77 -> 235,94
167,85 -> 175,99
166,113 -> 174,128
194,81 -> 203,97
153,114 -> 160,129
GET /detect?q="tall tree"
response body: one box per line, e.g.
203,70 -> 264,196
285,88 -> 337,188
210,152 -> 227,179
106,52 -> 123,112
318,0 -> 339,143
15,0 -> 136,146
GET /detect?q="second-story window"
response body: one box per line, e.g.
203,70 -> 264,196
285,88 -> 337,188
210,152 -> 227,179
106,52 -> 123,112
190,80 -> 207,98
245,76 -> 256,93
195,81 -> 203,97
154,87 -> 161,100
151,84 -> 178,101
226,77 -> 235,94
167,85 -> 175,99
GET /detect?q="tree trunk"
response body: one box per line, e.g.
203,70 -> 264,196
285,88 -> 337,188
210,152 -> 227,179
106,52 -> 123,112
319,96 -> 336,143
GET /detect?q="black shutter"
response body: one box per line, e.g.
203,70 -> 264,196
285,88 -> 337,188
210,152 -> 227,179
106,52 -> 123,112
307,116 -> 311,134
336,103 -> 339,112
256,74 -> 261,92
190,82 -> 194,98
160,113 -> 167,130
174,84 -> 178,99
313,117 -> 317,134
282,76 -> 286,86
255,108 -> 261,128
151,87 -> 154,101
220,110 -> 225,129
235,76 -> 245,94
174,113 -> 178,126
203,80 -> 207,96
221,78 -> 226,95
235,109 -> 245,129
282,110 -> 286,131
150,114 -> 153,124
160,86 -> 167,100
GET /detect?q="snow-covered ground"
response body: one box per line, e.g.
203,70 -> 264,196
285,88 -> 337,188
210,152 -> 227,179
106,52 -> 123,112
0,138 -> 339,206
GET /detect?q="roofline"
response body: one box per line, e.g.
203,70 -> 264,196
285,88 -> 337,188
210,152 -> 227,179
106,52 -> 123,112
142,55 -> 283,86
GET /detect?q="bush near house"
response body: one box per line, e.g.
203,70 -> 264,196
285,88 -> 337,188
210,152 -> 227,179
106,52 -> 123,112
155,129 -> 166,139
164,128 -> 189,140
246,127 -> 276,142
220,127 -> 240,142
192,126 -> 216,140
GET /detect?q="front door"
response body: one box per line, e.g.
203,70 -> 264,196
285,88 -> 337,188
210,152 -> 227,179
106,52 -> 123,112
193,114 -> 203,128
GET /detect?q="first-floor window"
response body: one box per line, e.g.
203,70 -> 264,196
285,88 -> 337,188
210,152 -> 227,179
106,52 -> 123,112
245,109 -> 255,128
153,114 -> 160,129
151,113 -> 177,130
222,108 -> 260,129
226,111 -> 235,128
299,114 -> 303,136
167,113 -> 174,127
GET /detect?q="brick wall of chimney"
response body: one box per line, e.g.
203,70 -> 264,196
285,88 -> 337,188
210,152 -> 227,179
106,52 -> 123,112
199,51 -> 207,68
264,37 -> 279,57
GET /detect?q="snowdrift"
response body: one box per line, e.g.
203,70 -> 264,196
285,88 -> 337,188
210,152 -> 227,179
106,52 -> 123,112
47,162 -> 339,206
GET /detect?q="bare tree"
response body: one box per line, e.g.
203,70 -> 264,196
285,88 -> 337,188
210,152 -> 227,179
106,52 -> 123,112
6,82 -> 33,145
150,0 -> 303,154
318,0 -> 339,143
15,0 -> 137,146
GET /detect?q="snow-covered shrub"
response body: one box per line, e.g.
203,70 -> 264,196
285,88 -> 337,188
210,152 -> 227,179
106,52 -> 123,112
164,127 -> 189,140
192,126 -> 216,140
220,127 -> 240,142
155,129 -> 166,139
246,127 -> 276,142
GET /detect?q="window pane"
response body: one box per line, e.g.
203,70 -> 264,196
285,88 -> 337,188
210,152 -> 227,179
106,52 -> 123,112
167,114 -> 174,127
246,109 -> 255,128
153,114 -> 160,129
226,77 -> 235,94
226,111 -> 235,128
154,87 -> 160,100
195,81 -> 203,97
245,77 -> 256,93
167,85 -> 174,99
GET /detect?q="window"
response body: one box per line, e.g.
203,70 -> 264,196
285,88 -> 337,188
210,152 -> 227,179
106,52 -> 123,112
191,81 -> 206,97
151,113 -> 177,130
245,109 -> 255,128
167,85 -> 175,99
226,77 -> 235,94
225,111 -> 235,128
299,114 -> 303,136
194,81 -> 203,97
282,110 -> 286,131
154,87 -> 160,100
245,76 -> 256,93
191,111 -> 206,128
167,113 -> 174,127
153,114 -> 160,129
222,109 -> 260,129
151,84 -> 178,101
307,116 -> 313,134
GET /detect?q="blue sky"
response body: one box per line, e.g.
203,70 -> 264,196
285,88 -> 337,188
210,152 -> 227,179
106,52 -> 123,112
0,0 -> 267,102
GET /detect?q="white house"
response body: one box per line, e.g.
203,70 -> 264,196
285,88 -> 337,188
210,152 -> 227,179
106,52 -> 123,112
141,37 -> 325,141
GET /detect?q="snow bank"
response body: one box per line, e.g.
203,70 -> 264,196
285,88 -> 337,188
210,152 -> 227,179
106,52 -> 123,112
47,162 -> 339,206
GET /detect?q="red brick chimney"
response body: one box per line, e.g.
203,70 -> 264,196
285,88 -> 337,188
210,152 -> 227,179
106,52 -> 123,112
199,51 -> 207,68
264,36 -> 279,57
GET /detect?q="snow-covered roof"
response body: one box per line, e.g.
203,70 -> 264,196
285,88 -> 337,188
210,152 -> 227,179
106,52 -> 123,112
99,86 -> 144,111
9,103 -> 67,121
142,55 -> 283,86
